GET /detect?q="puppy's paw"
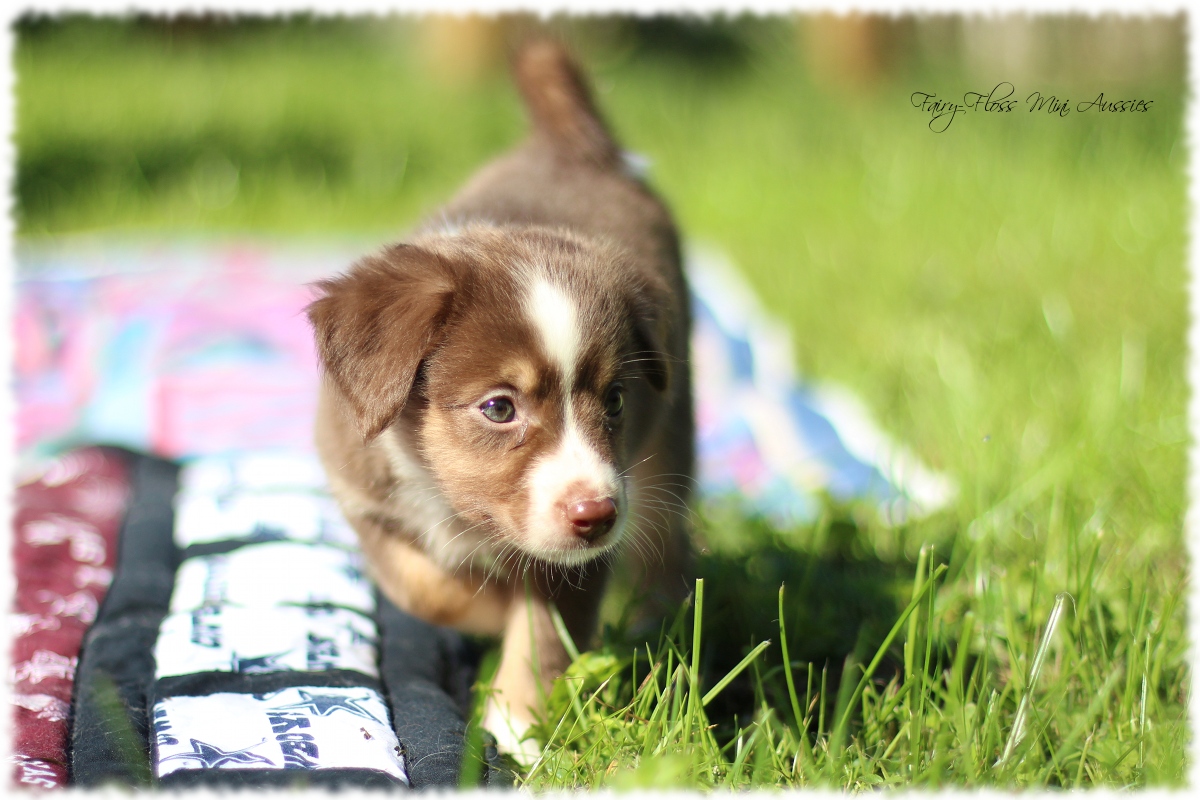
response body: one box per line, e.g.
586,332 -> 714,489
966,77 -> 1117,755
482,698 -> 543,769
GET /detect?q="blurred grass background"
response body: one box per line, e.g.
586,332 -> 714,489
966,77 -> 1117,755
15,12 -> 1189,788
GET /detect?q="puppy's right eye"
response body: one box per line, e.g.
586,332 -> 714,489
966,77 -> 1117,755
480,397 -> 517,424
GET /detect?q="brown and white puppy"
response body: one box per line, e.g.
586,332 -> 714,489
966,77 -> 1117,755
306,41 -> 693,761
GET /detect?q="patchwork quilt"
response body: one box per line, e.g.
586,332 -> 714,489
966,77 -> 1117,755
19,448 -> 489,790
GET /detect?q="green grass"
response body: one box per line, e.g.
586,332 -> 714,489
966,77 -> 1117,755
16,15 -> 1189,789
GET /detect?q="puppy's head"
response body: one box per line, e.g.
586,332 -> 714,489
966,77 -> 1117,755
307,225 -> 672,568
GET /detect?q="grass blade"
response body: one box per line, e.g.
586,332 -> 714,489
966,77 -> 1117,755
778,585 -> 805,729
703,640 -> 772,707
996,591 -> 1070,766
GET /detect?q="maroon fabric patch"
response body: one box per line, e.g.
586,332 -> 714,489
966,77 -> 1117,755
11,448 -> 130,790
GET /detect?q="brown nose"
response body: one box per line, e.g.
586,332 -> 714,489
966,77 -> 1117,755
566,498 -> 617,541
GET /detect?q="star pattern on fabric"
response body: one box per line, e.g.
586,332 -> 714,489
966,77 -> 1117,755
159,738 -> 274,769
271,690 -> 381,723
230,651 -> 288,674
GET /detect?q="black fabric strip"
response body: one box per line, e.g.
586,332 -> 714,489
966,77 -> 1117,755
154,669 -> 383,699
375,596 -> 464,787
375,591 -> 510,788
69,454 -> 181,788
159,766 -> 407,789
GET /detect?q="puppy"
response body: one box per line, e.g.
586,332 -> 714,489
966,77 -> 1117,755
306,41 -> 693,762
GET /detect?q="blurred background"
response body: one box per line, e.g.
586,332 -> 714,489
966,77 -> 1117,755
13,13 -> 1190,784
15,11 -> 1187,539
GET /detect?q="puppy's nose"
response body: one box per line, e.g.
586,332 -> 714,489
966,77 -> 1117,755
566,498 -> 617,541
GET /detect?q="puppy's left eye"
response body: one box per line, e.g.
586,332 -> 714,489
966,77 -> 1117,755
604,384 -> 624,418
481,397 -> 517,424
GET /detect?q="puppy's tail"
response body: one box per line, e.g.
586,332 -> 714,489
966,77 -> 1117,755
513,40 -> 621,169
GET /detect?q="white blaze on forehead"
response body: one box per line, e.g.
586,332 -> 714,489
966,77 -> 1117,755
526,277 -> 581,386
521,273 -> 623,563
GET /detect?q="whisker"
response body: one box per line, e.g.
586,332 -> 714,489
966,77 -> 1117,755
617,454 -> 657,479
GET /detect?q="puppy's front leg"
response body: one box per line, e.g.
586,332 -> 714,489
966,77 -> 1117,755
484,566 -> 609,765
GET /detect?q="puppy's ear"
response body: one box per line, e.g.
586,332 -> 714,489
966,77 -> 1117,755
307,244 -> 455,440
626,272 -> 672,393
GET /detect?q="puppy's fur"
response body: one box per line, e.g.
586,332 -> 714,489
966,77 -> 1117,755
307,41 -> 693,759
